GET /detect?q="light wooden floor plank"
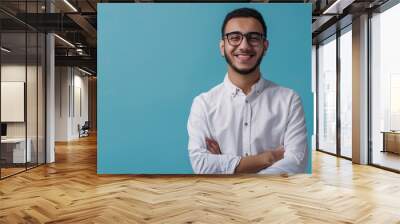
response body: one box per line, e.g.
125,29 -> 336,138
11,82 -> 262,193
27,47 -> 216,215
1,134 -> 400,223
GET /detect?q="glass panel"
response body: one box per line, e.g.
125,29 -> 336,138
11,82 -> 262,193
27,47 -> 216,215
371,4 -> 400,171
318,35 -> 337,154
1,31 -> 27,177
27,31 -> 38,169
339,27 -> 352,158
38,32 -> 45,165
26,0 -> 39,169
0,1 -> 46,178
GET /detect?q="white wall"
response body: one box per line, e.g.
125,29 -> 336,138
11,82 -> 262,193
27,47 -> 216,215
55,66 -> 70,141
70,72 -> 89,139
1,66 -> 26,139
55,67 -> 89,141
1,65 -> 41,137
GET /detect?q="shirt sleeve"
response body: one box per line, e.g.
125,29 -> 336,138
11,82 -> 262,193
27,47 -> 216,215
187,96 -> 241,174
258,92 -> 308,175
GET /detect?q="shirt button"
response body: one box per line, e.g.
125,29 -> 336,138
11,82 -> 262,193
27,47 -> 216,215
245,100 -> 248,103
244,122 -> 248,126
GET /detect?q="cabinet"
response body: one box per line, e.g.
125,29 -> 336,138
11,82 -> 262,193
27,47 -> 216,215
382,131 -> 400,154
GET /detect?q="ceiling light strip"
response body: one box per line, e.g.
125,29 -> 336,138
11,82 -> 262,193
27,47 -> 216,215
78,67 -> 93,76
63,0 -> 78,12
54,34 -> 75,48
1,47 -> 11,53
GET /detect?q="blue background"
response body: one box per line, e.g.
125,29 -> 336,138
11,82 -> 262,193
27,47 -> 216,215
98,3 -> 312,174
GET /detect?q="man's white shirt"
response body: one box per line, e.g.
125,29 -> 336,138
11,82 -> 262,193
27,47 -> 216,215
187,74 -> 308,174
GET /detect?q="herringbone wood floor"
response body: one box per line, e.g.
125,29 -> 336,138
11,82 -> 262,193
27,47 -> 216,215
1,134 -> 400,224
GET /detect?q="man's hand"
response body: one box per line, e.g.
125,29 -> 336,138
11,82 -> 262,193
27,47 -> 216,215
235,145 -> 285,173
260,145 -> 285,165
205,138 -> 221,154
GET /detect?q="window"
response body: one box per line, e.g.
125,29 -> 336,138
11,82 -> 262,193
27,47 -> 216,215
317,35 -> 337,154
339,26 -> 352,158
371,2 -> 400,171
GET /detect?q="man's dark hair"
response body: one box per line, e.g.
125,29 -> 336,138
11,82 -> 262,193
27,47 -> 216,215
221,7 -> 267,38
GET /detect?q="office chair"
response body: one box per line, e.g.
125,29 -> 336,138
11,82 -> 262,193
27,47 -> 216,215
79,121 -> 90,138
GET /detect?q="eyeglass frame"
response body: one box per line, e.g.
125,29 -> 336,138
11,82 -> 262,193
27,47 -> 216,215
222,31 -> 266,47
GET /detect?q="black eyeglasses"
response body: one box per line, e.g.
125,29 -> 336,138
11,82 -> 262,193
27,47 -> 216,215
223,31 -> 265,47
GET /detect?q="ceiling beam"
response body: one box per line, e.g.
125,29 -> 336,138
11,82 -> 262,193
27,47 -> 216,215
55,55 -> 96,71
67,13 -> 97,46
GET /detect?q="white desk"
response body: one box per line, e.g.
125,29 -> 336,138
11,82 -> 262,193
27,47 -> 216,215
1,138 -> 32,163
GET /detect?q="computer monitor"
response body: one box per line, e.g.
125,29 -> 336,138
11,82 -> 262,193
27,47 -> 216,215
1,123 -> 7,137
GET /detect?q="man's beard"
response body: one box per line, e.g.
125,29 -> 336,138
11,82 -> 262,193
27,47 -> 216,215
224,49 -> 264,75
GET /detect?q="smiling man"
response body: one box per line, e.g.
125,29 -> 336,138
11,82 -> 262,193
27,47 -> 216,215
187,8 -> 308,174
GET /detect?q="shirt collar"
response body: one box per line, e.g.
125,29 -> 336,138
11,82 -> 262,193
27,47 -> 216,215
223,73 -> 267,98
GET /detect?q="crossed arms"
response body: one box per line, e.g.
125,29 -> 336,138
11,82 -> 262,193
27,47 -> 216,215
205,137 -> 285,173
187,93 -> 308,174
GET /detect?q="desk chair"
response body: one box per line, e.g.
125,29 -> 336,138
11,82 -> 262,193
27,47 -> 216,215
79,121 -> 90,138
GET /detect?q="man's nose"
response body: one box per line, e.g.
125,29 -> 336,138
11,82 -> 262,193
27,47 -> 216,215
238,36 -> 252,49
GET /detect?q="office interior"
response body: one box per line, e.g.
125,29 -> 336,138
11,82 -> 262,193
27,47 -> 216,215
0,0 -> 97,179
0,0 -> 399,177
0,0 -> 399,222
313,0 -> 400,172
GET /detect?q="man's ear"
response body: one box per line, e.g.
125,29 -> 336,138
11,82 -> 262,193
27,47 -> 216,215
219,40 -> 225,57
263,39 -> 269,56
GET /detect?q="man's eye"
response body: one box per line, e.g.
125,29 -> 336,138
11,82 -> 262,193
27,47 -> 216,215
230,36 -> 241,41
249,35 -> 262,41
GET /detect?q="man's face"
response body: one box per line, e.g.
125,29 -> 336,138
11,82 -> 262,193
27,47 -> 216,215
220,17 -> 268,75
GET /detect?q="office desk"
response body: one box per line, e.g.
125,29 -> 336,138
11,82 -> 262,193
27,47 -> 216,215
1,138 -> 32,163
381,131 -> 400,154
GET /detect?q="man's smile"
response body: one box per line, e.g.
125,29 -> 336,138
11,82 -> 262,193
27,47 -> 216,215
233,52 -> 255,63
